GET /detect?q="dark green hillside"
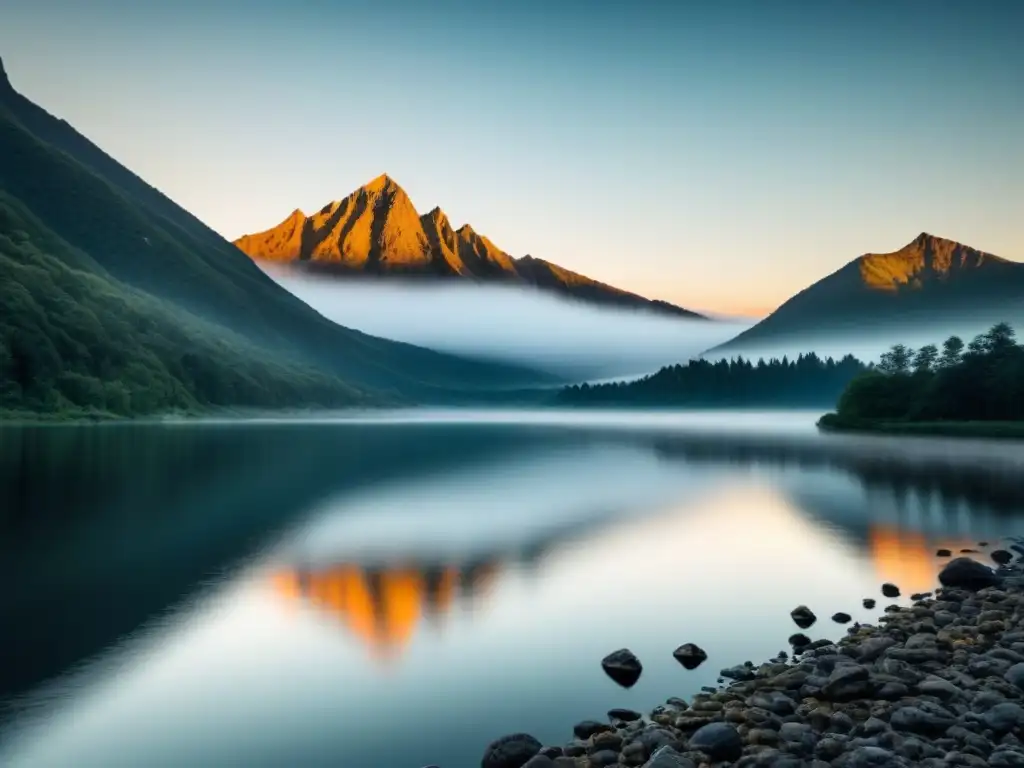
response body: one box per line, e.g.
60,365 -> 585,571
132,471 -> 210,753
0,193 -> 371,417
0,56 -> 551,403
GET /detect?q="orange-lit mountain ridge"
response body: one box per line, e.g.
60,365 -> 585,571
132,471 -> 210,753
712,233 -> 1024,353
234,174 -> 706,319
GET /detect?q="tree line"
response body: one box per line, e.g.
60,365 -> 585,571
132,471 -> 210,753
558,353 -> 867,407
832,322 -> 1024,423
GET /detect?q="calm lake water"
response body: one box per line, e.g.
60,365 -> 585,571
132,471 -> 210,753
2,410 -> 1024,768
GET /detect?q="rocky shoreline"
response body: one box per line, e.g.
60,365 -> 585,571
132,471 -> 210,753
477,547 -> 1024,768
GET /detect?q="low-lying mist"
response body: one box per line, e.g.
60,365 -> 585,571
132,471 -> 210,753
263,266 -> 749,382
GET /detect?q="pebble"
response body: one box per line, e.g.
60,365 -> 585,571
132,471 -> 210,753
671,643 -> 707,670
601,648 -> 643,688
790,605 -> 817,629
478,541 -> 1024,768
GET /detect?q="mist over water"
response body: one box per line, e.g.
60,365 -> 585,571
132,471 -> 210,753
263,266 -> 748,381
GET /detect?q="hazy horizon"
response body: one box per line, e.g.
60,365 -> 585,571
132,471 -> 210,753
2,0 -> 1021,315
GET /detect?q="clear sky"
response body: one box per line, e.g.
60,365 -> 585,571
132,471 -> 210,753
1,0 -> 1021,315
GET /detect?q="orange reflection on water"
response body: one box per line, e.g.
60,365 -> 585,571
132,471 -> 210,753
868,524 -> 975,595
270,561 -> 501,661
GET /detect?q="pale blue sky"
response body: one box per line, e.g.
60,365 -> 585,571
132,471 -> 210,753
1,0 -> 1021,315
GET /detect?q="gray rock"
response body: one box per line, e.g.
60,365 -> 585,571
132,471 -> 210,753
746,690 -> 796,715
522,757 -> 556,768
671,643 -> 707,670
985,702 -> 1024,734
939,557 -> 1002,590
588,750 -> 620,767
833,612 -> 852,623
482,733 -> 543,768
635,728 -> 683,754
882,583 -> 901,598
608,708 -> 642,722
862,717 -> 889,736
720,664 -> 755,681
889,702 -> 957,735
821,664 -> 874,701
788,632 -> 812,649
601,649 -> 643,688
688,722 -> 742,761
791,605 -> 817,629
587,731 -> 623,754
991,750 -> 1024,767
815,736 -> 848,760
640,745 -> 697,768
1006,662 -> 1024,690
918,674 -> 964,700
563,742 -> 586,757
574,721 -> 613,739
855,636 -> 896,661
830,711 -> 855,733
842,746 -> 909,767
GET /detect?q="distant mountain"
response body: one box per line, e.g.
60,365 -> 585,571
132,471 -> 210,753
234,175 -> 707,319
0,56 -> 553,416
710,233 -> 1024,355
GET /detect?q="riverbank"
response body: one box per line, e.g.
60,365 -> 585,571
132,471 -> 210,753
817,412 -> 1024,439
479,548 -> 1024,767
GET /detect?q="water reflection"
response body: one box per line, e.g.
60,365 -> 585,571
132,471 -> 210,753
2,414 -> 1024,768
270,560 -> 501,662
867,525 -> 976,596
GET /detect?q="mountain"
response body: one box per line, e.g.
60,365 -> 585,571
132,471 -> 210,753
234,175 -> 707,319
0,56 -> 553,416
710,233 -> 1024,355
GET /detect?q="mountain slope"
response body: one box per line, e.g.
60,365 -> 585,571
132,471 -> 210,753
234,175 -> 707,319
0,56 -> 552,409
711,233 -> 1024,354
0,192 -> 371,416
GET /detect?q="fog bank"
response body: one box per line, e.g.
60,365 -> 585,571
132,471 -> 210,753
263,267 -> 748,381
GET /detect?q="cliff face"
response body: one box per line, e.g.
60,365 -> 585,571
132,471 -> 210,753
234,175 -> 708,319
712,233 -> 1024,353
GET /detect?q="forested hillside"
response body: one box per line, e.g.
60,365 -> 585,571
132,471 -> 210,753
559,353 -> 867,407
0,194 -> 369,417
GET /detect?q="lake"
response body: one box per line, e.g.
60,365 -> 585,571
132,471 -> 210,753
2,410 -> 1024,768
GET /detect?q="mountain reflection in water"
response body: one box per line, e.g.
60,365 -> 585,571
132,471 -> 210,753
270,560 -> 500,661
3,413 -> 1024,768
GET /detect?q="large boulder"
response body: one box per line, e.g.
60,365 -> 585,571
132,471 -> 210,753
938,557 -> 1001,590
481,733 -> 543,768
